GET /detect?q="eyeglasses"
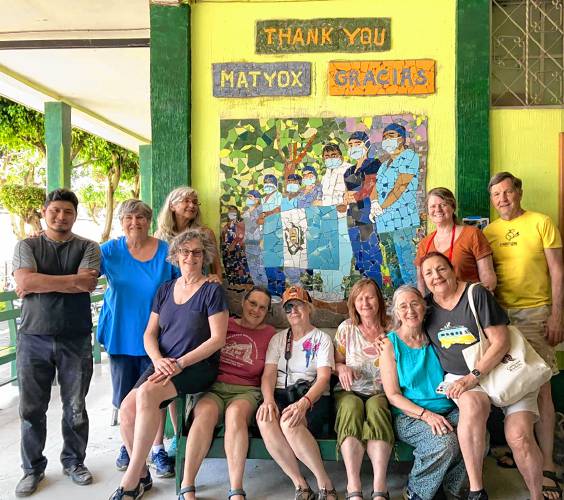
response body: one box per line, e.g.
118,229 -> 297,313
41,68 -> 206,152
180,198 -> 201,206
178,248 -> 203,257
283,301 -> 304,314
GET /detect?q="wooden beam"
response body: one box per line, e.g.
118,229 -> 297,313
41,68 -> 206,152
45,101 -> 71,191
149,2 -> 191,215
455,0 -> 490,219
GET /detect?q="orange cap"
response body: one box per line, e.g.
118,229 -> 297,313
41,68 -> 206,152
282,285 -> 312,306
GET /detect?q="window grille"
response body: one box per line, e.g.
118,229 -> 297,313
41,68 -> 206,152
491,0 -> 563,107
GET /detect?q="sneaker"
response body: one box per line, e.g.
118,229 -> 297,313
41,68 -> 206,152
116,445 -> 130,471
108,483 -> 144,500
167,435 -> 177,462
150,448 -> 174,478
140,469 -> 153,492
467,490 -> 488,500
63,463 -> 93,486
15,472 -> 45,497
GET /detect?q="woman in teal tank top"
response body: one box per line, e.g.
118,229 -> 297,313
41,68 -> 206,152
380,286 -> 468,500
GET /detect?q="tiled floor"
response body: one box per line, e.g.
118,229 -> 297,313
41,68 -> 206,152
0,356 -> 538,499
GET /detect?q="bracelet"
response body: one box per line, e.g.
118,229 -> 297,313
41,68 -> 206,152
302,395 -> 313,410
418,408 -> 426,419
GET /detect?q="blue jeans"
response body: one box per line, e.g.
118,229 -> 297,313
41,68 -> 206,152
17,333 -> 93,474
394,409 -> 468,500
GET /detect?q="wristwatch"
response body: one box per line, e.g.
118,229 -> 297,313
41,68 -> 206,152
471,368 -> 481,380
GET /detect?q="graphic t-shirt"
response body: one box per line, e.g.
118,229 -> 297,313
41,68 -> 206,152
425,283 -> 508,375
265,327 -> 335,389
334,319 -> 383,396
484,210 -> 562,309
151,281 -> 228,362
217,316 -> 276,386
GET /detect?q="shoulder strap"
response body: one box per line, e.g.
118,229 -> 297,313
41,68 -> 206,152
466,283 -> 487,344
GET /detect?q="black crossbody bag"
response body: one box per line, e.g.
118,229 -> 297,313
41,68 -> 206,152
274,328 -> 315,404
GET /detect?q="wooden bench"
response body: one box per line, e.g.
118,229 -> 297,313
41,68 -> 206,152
0,278 -> 107,386
173,395 -> 415,492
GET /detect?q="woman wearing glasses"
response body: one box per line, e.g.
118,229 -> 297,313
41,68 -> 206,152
109,229 -> 228,500
179,287 -> 275,500
155,186 -> 223,281
257,286 -> 337,500
333,279 -> 394,500
415,187 -> 496,294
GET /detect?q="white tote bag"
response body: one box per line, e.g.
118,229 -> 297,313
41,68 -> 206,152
462,283 -> 552,407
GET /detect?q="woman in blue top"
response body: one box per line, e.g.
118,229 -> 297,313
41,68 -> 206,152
98,199 -> 179,474
109,228 -> 229,500
380,286 -> 468,500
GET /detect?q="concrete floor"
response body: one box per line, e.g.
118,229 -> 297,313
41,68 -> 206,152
0,356 -> 536,500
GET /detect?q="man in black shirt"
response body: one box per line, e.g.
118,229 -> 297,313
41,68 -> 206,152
12,189 -> 100,497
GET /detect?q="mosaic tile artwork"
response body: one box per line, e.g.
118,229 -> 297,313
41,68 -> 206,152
219,114 -> 428,305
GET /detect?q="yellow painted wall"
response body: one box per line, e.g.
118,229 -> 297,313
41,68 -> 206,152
190,0 -> 456,233
490,109 -> 564,225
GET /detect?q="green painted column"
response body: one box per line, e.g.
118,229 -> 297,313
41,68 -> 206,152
150,1 -> 191,215
139,144 -> 153,206
45,102 -> 72,191
455,0 -> 490,219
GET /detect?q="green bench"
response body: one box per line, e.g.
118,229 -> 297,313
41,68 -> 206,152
0,278 -> 107,386
173,395 -> 415,492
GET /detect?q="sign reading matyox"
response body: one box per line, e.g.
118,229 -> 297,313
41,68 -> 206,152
213,62 -> 311,98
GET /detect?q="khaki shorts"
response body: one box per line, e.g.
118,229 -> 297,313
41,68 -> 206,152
444,373 -> 539,419
202,381 -> 262,425
506,305 -> 559,375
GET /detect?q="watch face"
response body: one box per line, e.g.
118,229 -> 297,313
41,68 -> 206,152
472,369 -> 481,378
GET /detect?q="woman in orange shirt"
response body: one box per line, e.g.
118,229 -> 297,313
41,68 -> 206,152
415,187 -> 496,294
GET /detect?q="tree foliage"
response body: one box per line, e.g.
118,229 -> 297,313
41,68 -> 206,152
0,183 -> 45,238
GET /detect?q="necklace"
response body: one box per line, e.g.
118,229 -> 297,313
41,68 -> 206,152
182,276 -> 202,289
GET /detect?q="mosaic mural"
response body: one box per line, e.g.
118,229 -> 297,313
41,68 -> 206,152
219,114 -> 428,304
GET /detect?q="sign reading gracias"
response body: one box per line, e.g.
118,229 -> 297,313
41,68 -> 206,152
256,18 -> 391,53
213,62 -> 311,98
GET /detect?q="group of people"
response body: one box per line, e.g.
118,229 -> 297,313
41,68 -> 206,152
11,169 -> 563,500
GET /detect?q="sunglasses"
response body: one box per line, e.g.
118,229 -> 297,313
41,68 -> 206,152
283,301 -> 305,314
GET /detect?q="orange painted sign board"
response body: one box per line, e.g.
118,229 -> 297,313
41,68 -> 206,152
328,59 -> 435,96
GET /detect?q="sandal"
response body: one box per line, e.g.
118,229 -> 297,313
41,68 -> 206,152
371,492 -> 389,500
178,485 -> 196,500
495,451 -> 516,469
543,471 -> 563,500
228,488 -> 247,499
317,487 -> 338,500
109,483 -> 144,500
295,485 -> 315,500
345,492 -> 363,500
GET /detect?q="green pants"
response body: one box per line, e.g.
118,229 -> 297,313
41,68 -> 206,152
334,391 -> 394,451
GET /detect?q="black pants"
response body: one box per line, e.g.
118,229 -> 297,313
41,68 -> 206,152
17,333 -> 93,474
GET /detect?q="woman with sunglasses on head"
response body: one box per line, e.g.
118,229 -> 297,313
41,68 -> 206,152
109,229 -> 228,500
155,186 -> 222,281
257,286 -> 337,500
421,251 -> 544,500
179,287 -> 275,500
333,278 -> 394,500
415,187 -> 496,294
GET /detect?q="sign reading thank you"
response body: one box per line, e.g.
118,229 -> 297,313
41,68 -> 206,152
256,18 -> 391,53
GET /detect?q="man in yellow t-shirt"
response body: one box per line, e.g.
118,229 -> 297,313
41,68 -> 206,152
484,171 -> 563,499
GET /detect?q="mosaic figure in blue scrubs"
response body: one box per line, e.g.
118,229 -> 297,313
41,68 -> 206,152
259,174 -> 285,296
296,165 -> 322,208
343,131 -> 383,285
281,173 -> 301,212
241,190 -> 268,288
372,123 -> 420,287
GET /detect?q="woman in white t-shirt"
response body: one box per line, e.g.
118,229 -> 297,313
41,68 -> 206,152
334,278 -> 394,500
257,286 -> 336,500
